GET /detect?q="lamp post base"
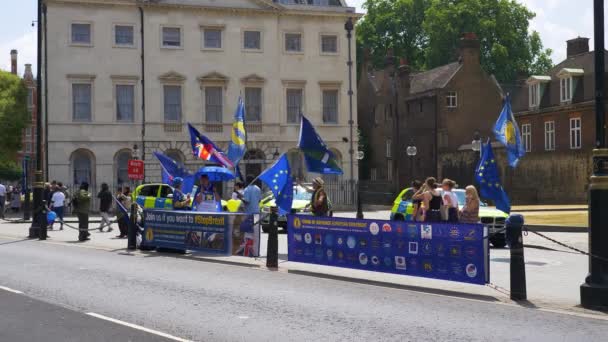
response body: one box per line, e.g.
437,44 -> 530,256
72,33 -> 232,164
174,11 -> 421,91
581,283 -> 608,310
28,171 -> 46,240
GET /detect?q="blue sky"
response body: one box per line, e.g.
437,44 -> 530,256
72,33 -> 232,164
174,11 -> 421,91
0,1 -> 604,75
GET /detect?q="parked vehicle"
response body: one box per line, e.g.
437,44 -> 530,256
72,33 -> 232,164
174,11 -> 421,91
132,183 -> 229,211
390,187 -> 509,248
260,185 -> 315,232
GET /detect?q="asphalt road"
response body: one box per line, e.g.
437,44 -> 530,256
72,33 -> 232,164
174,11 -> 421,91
1,237 -> 607,342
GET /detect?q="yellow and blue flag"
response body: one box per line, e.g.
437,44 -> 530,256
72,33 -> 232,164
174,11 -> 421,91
227,97 -> 247,165
493,95 -> 525,168
475,141 -> 510,214
298,115 -> 343,175
258,154 -> 294,215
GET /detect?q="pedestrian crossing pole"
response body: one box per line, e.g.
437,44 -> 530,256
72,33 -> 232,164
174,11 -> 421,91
580,0 -> 608,310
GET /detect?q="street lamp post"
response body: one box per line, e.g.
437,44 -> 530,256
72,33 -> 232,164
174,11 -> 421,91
29,0 -> 46,240
356,150 -> 364,219
344,17 -> 356,214
406,143 -> 417,181
581,0 -> 608,310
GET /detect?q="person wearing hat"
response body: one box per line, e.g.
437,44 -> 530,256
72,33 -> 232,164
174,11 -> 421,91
72,182 -> 92,241
172,177 -> 191,210
299,177 -> 330,217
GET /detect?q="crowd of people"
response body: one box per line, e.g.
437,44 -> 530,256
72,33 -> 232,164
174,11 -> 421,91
409,177 -> 480,224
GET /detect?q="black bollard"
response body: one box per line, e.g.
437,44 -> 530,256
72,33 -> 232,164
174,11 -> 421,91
266,208 -> 279,268
127,203 -> 137,250
506,214 -> 526,301
23,188 -> 31,221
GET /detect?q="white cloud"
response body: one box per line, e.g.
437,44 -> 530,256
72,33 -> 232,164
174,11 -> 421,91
0,31 -> 37,76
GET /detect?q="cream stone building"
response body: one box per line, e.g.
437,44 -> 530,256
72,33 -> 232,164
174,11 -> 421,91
45,0 -> 360,189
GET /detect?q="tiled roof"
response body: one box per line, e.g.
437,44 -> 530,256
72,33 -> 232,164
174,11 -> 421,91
410,62 -> 461,95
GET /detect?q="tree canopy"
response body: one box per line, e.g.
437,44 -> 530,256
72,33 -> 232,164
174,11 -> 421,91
0,69 -> 29,179
357,0 -> 553,82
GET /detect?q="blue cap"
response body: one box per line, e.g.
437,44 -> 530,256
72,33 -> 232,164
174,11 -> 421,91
172,177 -> 184,186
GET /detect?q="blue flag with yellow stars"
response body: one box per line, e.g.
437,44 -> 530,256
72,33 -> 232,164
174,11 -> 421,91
298,115 -> 343,175
227,97 -> 247,165
493,95 -> 525,168
258,153 -> 294,215
475,141 -> 511,214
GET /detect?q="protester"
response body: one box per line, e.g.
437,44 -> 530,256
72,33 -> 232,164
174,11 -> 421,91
460,185 -> 481,224
10,187 -> 20,213
414,177 -> 442,222
232,181 -> 244,201
193,174 -> 220,212
304,177 -> 329,217
50,182 -> 66,230
441,179 -> 459,223
227,181 -> 245,213
73,182 -> 92,241
97,183 -> 114,232
116,186 -> 132,238
172,178 -> 191,211
0,182 -> 6,219
43,183 -> 52,208
242,176 -> 261,214
409,180 -> 423,221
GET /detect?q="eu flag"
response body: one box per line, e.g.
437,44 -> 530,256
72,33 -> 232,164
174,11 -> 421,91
475,141 -> 511,214
298,116 -> 343,175
227,97 -> 247,165
258,154 -> 294,215
153,151 -> 195,193
188,123 -> 234,168
494,95 -> 525,168
113,195 -> 130,225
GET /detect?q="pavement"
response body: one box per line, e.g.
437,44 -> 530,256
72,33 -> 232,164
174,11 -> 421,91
1,231 -> 608,341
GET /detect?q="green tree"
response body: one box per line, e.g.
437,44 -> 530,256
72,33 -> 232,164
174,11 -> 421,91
356,0 -> 430,71
423,0 -> 552,81
356,0 -> 553,82
0,70 -> 30,164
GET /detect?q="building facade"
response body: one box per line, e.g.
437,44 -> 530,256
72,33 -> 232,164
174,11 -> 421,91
509,37 -> 608,203
45,0 -> 359,189
358,33 -> 504,194
9,50 -> 38,186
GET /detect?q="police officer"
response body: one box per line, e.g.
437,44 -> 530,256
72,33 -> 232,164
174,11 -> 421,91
172,177 -> 191,211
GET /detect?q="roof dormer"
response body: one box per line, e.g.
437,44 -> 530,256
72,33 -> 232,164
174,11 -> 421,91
526,75 -> 550,109
557,68 -> 584,104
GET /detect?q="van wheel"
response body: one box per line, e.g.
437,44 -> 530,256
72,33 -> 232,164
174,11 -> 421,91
393,214 -> 405,221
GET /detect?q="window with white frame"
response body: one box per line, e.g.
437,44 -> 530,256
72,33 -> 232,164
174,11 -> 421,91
544,121 -> 555,151
286,88 -> 303,123
25,142 -> 32,153
322,89 -> 338,124
386,139 -> 392,158
25,127 -> 32,137
521,123 -> 532,152
27,88 -> 34,110
529,83 -> 540,108
243,30 -> 261,50
387,160 -> 393,181
116,84 -> 134,122
71,23 -> 91,44
205,86 -> 223,123
285,33 -> 302,52
163,85 -> 182,122
203,28 -> 222,49
321,35 -> 338,53
570,117 -> 581,149
115,25 -> 134,46
560,77 -> 572,102
446,91 -> 457,108
72,83 -> 92,122
245,87 -> 262,122
162,27 -> 181,48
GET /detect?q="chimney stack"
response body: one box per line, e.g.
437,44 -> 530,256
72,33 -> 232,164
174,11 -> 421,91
10,49 -> 18,75
459,32 -> 480,66
24,64 -> 34,81
567,37 -> 590,58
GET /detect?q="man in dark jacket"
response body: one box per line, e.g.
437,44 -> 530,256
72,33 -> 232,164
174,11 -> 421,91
72,182 -> 92,241
97,183 -> 113,232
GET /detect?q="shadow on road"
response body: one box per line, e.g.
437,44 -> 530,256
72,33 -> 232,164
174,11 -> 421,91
0,238 -> 32,246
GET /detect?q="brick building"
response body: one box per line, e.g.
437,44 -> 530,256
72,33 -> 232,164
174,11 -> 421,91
357,33 -> 504,194
9,50 -> 38,186
508,37 -> 608,203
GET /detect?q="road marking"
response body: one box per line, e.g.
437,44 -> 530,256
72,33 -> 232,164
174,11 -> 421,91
86,312 -> 191,342
0,285 -> 24,294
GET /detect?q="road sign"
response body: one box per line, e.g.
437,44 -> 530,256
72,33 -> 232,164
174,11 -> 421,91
128,160 -> 144,180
